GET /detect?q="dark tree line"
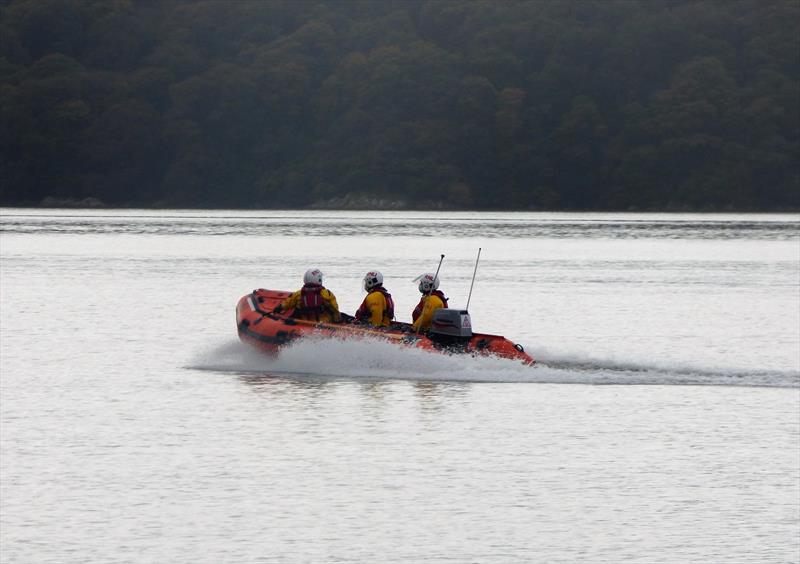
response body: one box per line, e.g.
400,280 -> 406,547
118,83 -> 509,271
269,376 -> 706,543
1,0 -> 798,210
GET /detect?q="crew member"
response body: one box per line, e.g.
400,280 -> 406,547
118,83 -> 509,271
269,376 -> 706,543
412,273 -> 448,332
354,270 -> 394,327
274,268 -> 341,323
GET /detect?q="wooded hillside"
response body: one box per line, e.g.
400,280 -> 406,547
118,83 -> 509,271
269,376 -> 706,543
1,0 -> 798,210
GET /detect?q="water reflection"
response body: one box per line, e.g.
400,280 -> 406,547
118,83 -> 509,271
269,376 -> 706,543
235,371 -> 473,410
236,372 -> 336,392
413,381 -> 471,414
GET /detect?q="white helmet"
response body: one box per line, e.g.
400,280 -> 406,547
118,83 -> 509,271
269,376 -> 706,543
415,272 -> 439,293
363,270 -> 383,291
303,268 -> 323,285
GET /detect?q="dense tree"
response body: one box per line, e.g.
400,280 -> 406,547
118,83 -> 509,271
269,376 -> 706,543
0,0 -> 797,210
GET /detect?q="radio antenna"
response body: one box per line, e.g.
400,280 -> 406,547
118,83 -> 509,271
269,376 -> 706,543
431,254 -> 445,296
465,247 -> 481,311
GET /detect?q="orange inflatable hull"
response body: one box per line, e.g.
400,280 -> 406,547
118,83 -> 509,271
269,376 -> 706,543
236,289 -> 534,365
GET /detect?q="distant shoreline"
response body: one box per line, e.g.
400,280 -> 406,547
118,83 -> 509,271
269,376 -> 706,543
2,199 -> 798,214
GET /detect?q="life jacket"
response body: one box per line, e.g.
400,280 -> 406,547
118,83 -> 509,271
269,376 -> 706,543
355,285 -> 395,323
297,283 -> 325,321
374,286 -> 395,321
412,290 -> 448,322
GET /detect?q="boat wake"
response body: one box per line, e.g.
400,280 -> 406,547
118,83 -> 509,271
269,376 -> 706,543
188,338 -> 800,388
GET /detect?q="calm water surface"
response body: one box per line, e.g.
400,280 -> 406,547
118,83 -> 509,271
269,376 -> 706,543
1,210 -> 799,563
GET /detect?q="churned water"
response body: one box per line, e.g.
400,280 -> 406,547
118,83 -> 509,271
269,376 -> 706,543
1,210 -> 798,563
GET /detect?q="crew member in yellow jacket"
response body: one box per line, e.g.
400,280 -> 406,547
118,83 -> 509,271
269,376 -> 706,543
354,270 -> 394,327
274,268 -> 341,323
412,272 -> 449,332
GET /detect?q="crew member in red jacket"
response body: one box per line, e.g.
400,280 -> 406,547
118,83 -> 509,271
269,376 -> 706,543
274,268 -> 341,323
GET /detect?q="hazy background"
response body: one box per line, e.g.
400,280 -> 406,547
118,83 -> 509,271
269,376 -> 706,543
1,0 -> 798,211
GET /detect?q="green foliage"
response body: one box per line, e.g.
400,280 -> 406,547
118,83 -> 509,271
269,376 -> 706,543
1,0 -> 798,210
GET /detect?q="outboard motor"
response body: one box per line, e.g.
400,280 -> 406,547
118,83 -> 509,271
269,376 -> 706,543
429,309 -> 472,349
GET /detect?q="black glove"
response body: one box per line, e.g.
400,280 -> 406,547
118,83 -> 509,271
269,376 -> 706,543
273,304 -> 283,314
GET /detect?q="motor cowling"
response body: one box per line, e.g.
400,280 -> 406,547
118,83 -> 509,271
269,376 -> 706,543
430,309 -> 473,338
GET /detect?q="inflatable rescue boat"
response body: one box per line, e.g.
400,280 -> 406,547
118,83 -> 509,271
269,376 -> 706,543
236,289 -> 534,364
